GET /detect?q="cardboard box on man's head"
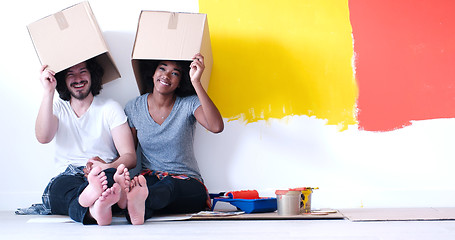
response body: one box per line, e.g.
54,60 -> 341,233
132,11 -> 213,95
27,1 -> 120,84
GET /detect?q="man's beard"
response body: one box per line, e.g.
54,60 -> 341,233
69,81 -> 91,100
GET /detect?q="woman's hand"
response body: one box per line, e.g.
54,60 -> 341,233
189,53 -> 205,84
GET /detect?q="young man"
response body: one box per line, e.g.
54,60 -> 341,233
36,58 -> 136,225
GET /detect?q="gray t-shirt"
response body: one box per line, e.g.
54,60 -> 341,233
124,93 -> 202,180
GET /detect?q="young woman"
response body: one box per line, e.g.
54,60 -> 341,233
124,53 -> 224,224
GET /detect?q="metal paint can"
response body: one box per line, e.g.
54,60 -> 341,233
275,190 -> 301,216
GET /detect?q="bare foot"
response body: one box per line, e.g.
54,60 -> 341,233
127,175 -> 148,225
89,183 -> 121,226
114,164 -> 130,209
79,166 -> 107,207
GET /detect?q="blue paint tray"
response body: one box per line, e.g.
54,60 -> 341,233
212,197 -> 277,213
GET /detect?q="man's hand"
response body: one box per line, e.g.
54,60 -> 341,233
39,65 -> 57,94
83,157 -> 107,177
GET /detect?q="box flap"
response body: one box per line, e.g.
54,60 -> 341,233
132,11 -> 207,60
131,11 -> 212,94
27,1 -> 120,84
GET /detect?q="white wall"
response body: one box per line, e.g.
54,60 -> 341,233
1,0 -> 454,211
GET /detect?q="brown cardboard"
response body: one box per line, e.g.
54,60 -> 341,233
132,11 -> 213,95
189,210 -> 344,220
340,208 -> 455,221
27,1 -> 120,84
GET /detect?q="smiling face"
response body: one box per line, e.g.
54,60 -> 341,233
65,62 -> 92,100
152,61 -> 182,95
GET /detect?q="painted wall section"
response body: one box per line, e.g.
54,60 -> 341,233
200,0 -> 358,130
350,0 -> 455,132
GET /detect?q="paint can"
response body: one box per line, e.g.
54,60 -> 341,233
290,187 -> 317,213
275,190 -> 301,216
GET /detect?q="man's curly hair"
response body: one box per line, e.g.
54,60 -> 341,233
55,58 -> 104,101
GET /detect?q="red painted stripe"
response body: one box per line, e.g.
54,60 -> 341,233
350,0 -> 455,131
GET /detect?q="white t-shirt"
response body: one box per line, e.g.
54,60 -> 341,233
52,96 -> 127,173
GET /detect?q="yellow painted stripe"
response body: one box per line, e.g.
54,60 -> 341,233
200,0 -> 358,130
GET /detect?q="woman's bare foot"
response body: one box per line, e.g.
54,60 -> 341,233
127,175 -> 148,225
79,166 -> 107,207
89,183 -> 121,226
114,164 -> 130,209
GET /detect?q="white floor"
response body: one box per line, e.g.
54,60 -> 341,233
3,211 -> 455,240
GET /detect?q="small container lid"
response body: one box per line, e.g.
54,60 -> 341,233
275,190 -> 288,195
275,190 -> 301,195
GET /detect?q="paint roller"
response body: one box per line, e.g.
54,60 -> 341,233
225,190 -> 260,199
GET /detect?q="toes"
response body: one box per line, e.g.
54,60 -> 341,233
99,188 -> 111,201
138,175 -> 146,187
91,166 -> 103,175
130,177 -> 138,187
116,164 -> 125,174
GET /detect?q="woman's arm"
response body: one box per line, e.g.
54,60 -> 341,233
190,53 -> 224,133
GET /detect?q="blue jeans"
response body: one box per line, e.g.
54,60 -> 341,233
126,175 -> 208,223
47,168 -> 118,224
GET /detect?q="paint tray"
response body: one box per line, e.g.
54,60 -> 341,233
212,197 -> 277,213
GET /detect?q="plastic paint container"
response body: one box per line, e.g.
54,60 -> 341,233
275,190 -> 301,216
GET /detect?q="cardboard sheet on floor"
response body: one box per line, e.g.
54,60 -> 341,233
25,211 -> 344,223
27,211 -> 344,224
26,215 -> 192,224
340,208 -> 455,222
188,210 -> 344,220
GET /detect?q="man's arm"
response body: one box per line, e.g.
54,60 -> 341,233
89,122 -> 137,170
35,65 -> 59,144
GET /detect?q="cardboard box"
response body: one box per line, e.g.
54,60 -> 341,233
132,11 -> 213,94
27,1 -> 120,84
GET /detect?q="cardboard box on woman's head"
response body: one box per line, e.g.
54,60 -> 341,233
131,11 -> 213,95
27,1 -> 121,84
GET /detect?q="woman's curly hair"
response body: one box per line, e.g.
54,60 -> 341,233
55,58 -> 104,101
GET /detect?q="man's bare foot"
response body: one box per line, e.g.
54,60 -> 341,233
79,166 -> 107,207
127,175 -> 148,225
89,183 -> 121,226
114,164 -> 130,209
